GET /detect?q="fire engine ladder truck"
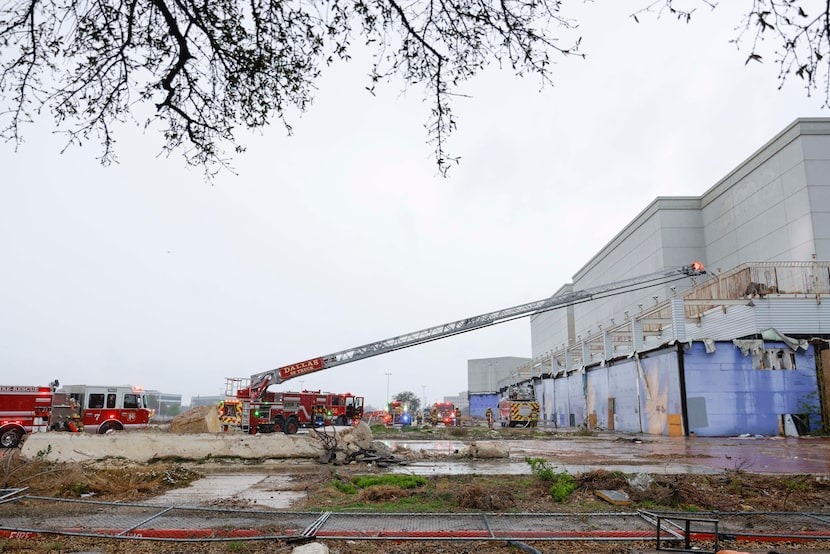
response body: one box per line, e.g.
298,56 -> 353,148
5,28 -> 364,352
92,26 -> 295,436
224,378 -> 253,433
241,403 -> 251,434
248,262 -> 706,396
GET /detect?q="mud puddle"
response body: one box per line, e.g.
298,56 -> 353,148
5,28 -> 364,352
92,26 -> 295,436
147,474 -> 304,509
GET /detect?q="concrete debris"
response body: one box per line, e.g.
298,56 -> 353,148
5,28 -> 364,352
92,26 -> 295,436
169,405 -> 220,434
21,430 -> 323,463
595,489 -> 632,506
464,441 -> 509,459
291,542 -> 330,554
310,423 -> 409,466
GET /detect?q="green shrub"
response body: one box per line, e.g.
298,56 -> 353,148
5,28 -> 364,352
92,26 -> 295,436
525,457 -> 574,502
352,474 -> 427,489
549,473 -> 575,502
525,457 -> 556,481
332,481 -> 357,494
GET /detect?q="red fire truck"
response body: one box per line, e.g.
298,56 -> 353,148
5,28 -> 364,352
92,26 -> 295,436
429,402 -> 458,426
387,400 -> 411,426
0,381 -> 152,447
219,379 -> 364,435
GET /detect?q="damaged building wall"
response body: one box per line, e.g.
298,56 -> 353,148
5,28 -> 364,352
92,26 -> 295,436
534,338 -> 818,437
519,118 -> 829,437
530,118 -> 830,362
582,349 -> 682,435
684,340 -> 819,437
536,372 -> 585,428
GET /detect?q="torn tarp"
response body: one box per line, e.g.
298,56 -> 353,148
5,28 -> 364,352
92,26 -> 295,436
760,328 -> 809,351
732,339 -> 764,356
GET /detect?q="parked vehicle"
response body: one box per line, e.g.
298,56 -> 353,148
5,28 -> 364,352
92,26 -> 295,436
0,381 -> 151,447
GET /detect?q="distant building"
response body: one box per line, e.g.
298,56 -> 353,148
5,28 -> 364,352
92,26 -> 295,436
190,395 -> 223,409
467,356 -> 530,418
145,391 -> 183,420
443,392 -> 469,416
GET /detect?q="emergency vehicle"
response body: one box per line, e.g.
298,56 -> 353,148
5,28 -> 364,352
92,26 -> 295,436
387,400 -> 411,426
0,381 -> 152,447
219,378 -> 364,435
498,383 -> 540,428
429,402 -> 458,426
231,263 -> 705,431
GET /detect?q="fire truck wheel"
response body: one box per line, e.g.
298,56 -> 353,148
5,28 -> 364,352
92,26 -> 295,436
284,416 -> 300,435
272,417 -> 284,433
335,415 -> 346,426
98,422 -> 122,434
0,427 -> 23,448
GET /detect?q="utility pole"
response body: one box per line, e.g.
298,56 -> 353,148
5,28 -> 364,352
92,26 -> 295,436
385,372 -> 392,407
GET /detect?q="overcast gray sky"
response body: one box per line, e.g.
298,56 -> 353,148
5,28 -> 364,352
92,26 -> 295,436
1,2 -> 826,409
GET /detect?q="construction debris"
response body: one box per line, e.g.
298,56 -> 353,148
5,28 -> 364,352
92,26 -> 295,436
170,405 -> 220,434
595,489 -> 632,506
310,422 -> 408,466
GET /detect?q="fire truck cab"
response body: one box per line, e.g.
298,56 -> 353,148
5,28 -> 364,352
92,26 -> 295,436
0,382 -> 151,447
498,384 -> 540,428
429,402 -> 459,426
59,385 -> 152,435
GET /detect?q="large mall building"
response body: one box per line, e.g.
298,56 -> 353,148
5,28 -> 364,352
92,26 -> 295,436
468,118 -> 830,437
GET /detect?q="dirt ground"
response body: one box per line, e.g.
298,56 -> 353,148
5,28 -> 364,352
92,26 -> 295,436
2,427 -> 830,553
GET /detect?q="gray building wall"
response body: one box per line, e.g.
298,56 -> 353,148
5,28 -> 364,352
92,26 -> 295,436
701,119 -> 830,272
467,357 -> 531,394
530,283 -> 574,356
443,392 -> 469,415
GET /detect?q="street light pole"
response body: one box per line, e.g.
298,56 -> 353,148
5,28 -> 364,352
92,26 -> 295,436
385,372 -> 392,406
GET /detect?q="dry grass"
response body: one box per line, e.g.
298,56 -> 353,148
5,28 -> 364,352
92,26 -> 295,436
1,449 -> 200,500
455,482 -> 515,510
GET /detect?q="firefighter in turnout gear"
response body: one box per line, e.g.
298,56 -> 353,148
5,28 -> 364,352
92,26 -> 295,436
485,407 -> 494,429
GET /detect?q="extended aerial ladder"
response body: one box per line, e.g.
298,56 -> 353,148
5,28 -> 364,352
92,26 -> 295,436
248,262 -> 706,398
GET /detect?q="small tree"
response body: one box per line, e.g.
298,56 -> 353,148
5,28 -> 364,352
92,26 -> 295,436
393,391 -> 421,415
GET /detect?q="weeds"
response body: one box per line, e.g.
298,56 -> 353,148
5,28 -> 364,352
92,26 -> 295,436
549,473 -> 576,502
352,474 -> 427,489
524,457 -> 575,502
782,474 -> 809,510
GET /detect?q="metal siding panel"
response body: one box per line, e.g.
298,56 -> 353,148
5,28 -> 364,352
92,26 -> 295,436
567,374 -> 586,426
752,299 -> 830,333
586,368 -> 609,429
468,393 -> 500,418
607,360 -> 641,433
638,351 -> 678,435
687,304 -> 758,341
683,341 -> 819,436
553,377 -> 570,427
536,379 -> 555,423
